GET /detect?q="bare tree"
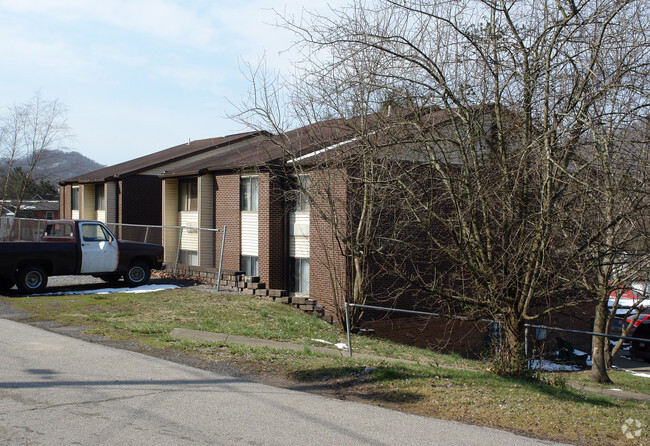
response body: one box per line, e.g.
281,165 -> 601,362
235,0 -> 650,377
0,93 -> 71,219
567,119 -> 650,382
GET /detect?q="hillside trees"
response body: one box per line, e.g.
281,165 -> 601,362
237,0 -> 650,377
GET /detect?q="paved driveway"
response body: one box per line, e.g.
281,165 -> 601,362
0,318 -> 565,445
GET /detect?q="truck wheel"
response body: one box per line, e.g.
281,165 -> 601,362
17,266 -> 48,294
124,262 -> 150,287
0,277 -> 15,291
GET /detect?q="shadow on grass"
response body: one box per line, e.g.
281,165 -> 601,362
520,378 -> 617,407
290,364 -> 430,403
290,363 -> 618,408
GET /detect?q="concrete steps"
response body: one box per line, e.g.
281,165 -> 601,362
219,271 -> 332,323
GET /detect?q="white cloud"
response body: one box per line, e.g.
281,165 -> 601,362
0,22 -> 87,76
156,64 -> 227,94
213,1 -> 342,71
0,0 -> 220,49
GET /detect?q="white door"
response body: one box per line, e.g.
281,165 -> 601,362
80,222 -> 119,274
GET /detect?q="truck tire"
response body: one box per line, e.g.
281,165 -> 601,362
17,266 -> 48,294
124,262 -> 150,287
0,277 -> 15,291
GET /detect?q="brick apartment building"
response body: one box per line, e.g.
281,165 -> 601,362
59,132 -> 263,241
54,116 -> 503,355
59,112 -> 593,357
155,121 -> 351,309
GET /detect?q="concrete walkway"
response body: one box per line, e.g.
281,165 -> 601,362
170,328 -> 422,364
170,327 -> 650,403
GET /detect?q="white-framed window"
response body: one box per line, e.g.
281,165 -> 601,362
178,179 -> 197,211
45,211 -> 54,220
290,257 -> 309,294
241,255 -> 258,277
240,176 -> 258,212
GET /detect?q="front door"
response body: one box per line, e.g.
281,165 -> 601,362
80,222 -> 119,274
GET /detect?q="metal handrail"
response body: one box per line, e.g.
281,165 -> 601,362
344,302 -> 649,359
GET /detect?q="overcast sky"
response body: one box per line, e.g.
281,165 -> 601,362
0,0 -> 336,165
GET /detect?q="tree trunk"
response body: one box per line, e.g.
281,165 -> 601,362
591,300 -> 612,383
493,313 -> 528,377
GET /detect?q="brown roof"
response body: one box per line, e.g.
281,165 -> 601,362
60,131 -> 263,184
159,118 -> 360,177
65,106 -> 478,183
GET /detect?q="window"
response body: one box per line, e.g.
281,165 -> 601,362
240,176 -> 258,212
290,257 -> 310,294
178,179 -> 197,211
289,175 -> 310,212
44,223 -> 74,239
180,250 -> 198,266
45,211 -> 54,220
71,186 -> 80,211
81,223 -> 111,242
95,184 -> 105,211
241,255 -> 258,277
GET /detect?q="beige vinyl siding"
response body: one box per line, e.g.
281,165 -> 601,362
105,182 -> 117,223
241,212 -> 258,256
162,179 -> 179,263
179,211 -> 199,251
198,174 -> 214,267
82,184 -> 95,220
289,212 -> 310,258
95,210 -> 106,222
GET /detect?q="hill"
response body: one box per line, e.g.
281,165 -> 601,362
1,150 -> 105,184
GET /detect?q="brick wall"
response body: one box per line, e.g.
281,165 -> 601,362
309,168 -> 349,319
121,176 -> 162,225
61,185 -> 72,218
214,173 -> 241,272
118,176 -> 162,244
258,171 -> 285,289
363,315 -> 490,358
532,301 -> 596,354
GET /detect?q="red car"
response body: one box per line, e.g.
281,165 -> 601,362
626,312 -> 650,329
609,282 -> 650,309
630,315 -> 650,363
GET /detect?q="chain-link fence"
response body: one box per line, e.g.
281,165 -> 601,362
0,217 -> 47,242
0,218 -> 228,289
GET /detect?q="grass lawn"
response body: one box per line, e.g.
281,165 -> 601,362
1,287 -> 648,446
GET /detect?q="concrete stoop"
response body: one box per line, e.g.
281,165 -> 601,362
219,271 -> 334,324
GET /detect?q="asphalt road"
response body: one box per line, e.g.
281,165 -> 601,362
0,318 -> 567,446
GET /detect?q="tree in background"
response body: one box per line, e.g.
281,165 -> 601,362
0,93 -> 70,216
3,167 -> 58,201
